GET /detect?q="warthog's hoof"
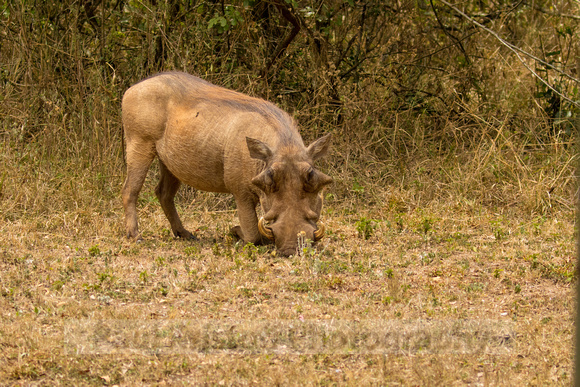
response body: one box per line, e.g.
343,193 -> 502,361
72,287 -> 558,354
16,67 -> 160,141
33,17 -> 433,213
230,226 -> 244,240
174,229 -> 197,240
126,231 -> 143,242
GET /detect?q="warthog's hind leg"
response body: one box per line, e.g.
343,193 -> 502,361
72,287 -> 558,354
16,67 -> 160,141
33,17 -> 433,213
122,141 -> 156,240
155,161 -> 195,239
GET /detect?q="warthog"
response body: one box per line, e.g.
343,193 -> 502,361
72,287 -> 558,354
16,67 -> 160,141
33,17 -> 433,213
121,72 -> 332,256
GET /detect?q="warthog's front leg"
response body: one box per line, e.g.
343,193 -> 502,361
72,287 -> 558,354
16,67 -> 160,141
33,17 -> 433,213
155,161 -> 195,239
231,195 -> 270,245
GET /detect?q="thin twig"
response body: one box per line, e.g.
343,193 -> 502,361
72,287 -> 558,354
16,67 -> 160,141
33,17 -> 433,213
527,2 -> 580,20
430,0 -> 471,65
438,0 -> 580,108
260,0 -> 301,79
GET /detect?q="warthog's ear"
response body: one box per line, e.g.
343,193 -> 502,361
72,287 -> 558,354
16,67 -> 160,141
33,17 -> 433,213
246,137 -> 273,163
307,133 -> 332,162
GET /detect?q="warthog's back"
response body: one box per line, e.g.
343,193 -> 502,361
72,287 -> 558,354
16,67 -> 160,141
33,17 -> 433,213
122,72 -> 304,193
123,72 -> 298,142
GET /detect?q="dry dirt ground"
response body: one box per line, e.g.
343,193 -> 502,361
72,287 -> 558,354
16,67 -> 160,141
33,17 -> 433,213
0,190 -> 575,385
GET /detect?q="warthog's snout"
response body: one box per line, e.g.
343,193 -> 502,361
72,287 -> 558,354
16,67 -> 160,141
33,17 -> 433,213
258,217 -> 325,241
258,217 -> 326,256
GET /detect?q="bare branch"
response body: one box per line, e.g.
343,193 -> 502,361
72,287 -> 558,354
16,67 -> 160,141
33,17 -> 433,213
527,2 -> 580,20
429,0 -> 471,65
438,0 -> 580,108
260,0 -> 301,79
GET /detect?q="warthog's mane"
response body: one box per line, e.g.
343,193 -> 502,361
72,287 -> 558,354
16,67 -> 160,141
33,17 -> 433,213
154,71 -> 301,147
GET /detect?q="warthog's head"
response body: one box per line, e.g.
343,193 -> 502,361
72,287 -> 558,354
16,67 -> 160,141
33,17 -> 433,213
247,134 -> 333,256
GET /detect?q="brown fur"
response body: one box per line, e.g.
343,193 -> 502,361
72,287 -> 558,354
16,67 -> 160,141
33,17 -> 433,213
121,72 -> 332,256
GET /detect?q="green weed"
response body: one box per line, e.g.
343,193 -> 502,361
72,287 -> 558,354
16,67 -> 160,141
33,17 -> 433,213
355,217 -> 377,240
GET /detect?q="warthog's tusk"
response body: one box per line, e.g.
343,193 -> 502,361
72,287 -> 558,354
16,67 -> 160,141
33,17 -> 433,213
314,222 -> 326,241
258,217 -> 275,240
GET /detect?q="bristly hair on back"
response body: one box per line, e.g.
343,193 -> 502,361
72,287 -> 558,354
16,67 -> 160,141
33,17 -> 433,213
152,71 -> 302,147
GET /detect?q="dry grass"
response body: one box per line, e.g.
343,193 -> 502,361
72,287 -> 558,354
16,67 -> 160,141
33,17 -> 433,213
0,2 -> 578,384
0,130 -> 576,385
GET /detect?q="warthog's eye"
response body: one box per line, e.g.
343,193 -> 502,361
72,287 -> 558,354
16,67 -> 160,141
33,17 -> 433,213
303,168 -> 333,193
266,169 -> 277,192
251,168 -> 277,193
302,167 -> 314,191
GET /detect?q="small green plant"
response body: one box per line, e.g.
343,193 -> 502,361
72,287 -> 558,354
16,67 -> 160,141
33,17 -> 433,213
1,288 -> 14,298
212,242 -> 221,256
184,246 -> 199,256
313,259 -> 330,275
51,280 -> 65,291
239,287 -> 254,298
351,262 -> 367,273
420,252 -> 435,266
185,277 -> 204,292
356,217 -> 377,240
352,179 -> 365,194
325,193 -> 335,201
530,254 -> 539,269
541,316 -> 552,324
0,170 -> 6,195
531,216 -> 546,235
467,282 -> 484,292
418,217 -> 434,235
158,283 -> 169,296
139,270 -> 149,284
490,219 -> 507,241
290,281 -> 312,293
88,245 -> 100,257
243,242 -> 258,261
97,272 -> 114,283
395,213 -> 405,232
325,276 -> 344,289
